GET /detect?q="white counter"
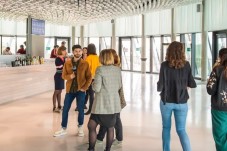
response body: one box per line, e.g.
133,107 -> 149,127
0,63 -> 56,104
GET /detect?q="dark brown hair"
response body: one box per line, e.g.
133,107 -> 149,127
165,41 -> 186,69
87,43 -> 97,55
57,46 -> 66,55
219,48 -> 227,79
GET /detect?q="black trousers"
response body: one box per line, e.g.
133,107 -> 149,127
97,113 -> 123,141
85,80 -> 94,111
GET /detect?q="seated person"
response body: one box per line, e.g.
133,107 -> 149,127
50,45 -> 59,58
3,47 -> 12,55
17,45 -> 26,54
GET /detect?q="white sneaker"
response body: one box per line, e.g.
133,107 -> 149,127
77,125 -> 84,137
112,139 -> 122,145
53,128 -> 67,137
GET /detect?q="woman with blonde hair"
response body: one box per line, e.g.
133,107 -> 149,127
87,49 -> 122,151
157,41 -> 196,151
96,49 -> 126,145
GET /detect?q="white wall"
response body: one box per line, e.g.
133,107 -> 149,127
45,22 -> 72,37
0,18 -> 26,35
84,20 -> 112,37
174,3 -> 202,33
205,0 -> 227,31
116,15 -> 142,36
145,9 -> 172,35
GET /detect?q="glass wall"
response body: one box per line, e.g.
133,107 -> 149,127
84,37 -> 88,47
132,38 -> 141,71
152,37 -> 161,73
16,37 -> 26,52
2,36 -> 16,54
207,32 -> 213,75
75,37 -> 79,45
185,34 -> 192,64
89,37 -> 100,55
163,36 -> 171,43
146,38 -> 150,72
100,37 -> 111,50
195,33 -> 202,77
121,38 -> 131,70
176,35 -> 180,42
44,38 -> 55,59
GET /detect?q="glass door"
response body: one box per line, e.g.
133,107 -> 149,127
120,38 -> 132,71
55,37 -> 70,53
132,38 -> 141,71
213,32 -> 227,65
162,43 -> 170,62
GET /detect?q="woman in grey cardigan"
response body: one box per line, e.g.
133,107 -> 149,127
87,49 -> 122,151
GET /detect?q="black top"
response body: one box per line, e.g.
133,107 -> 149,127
207,66 -> 227,111
157,61 -> 197,104
55,57 -> 65,72
69,58 -> 80,93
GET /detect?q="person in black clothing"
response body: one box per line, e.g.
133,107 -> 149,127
157,41 -> 196,151
52,46 -> 67,112
207,48 -> 227,151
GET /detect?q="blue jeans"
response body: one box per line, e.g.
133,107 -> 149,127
61,91 -> 86,128
160,101 -> 191,151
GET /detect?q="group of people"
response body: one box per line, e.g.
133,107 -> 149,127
2,43 -> 26,55
50,40 -> 227,151
51,42 -> 126,151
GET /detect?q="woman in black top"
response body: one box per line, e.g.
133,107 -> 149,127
207,48 -> 227,151
157,41 -> 196,151
52,46 -> 67,112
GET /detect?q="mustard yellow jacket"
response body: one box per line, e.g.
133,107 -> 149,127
86,55 -> 100,78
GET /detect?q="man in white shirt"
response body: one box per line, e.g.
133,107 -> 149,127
3,47 -> 12,55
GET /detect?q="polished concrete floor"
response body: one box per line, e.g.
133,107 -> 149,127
0,72 -> 215,151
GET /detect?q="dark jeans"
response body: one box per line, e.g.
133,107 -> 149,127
61,91 -> 86,128
97,113 -> 123,141
85,80 -> 94,112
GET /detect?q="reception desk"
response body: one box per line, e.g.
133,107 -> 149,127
0,63 -> 55,104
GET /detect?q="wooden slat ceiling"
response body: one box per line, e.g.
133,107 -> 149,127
0,0 -> 202,25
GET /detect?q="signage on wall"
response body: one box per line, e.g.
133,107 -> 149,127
31,19 -> 45,35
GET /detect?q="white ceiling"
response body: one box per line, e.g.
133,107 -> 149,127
0,0 -> 202,25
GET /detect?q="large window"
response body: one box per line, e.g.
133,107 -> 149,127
132,38 -> 141,71
44,38 -> 55,59
17,37 -> 26,52
176,35 -> 180,42
195,33 -> 202,77
84,37 -> 88,47
207,32 -> 213,75
185,34 -> 192,64
146,38 -> 150,72
89,37 -> 100,55
152,37 -> 161,73
2,36 -> 16,54
121,38 -> 131,70
100,37 -> 111,50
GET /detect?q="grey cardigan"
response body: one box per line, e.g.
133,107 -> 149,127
91,65 -> 122,114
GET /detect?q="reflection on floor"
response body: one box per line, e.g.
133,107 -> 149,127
0,72 -> 215,151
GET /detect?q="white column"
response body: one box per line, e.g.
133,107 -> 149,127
171,8 -> 176,42
26,15 -> 32,55
80,25 -> 84,47
141,14 -> 146,73
72,26 -> 75,46
201,1 -> 208,81
111,19 -> 116,50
